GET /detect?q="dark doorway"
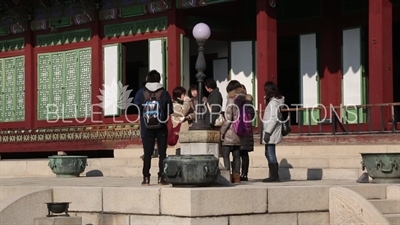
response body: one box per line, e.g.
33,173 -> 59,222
123,40 -> 148,114
277,35 -> 301,125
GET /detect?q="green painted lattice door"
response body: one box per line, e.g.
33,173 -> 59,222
0,56 -> 25,122
37,48 -> 92,120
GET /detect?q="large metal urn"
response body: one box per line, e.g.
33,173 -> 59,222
163,155 -> 220,186
48,155 -> 88,178
361,153 -> 400,183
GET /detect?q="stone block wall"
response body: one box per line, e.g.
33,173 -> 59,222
1,184 -> 394,225
53,186 -> 334,225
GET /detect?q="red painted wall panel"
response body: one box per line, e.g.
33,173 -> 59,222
368,0 -> 393,129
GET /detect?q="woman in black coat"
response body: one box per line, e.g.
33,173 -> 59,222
240,84 -> 255,181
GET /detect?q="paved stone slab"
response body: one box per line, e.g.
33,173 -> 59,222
298,212 -> 330,225
229,213 -> 297,225
387,185 -> 400,200
130,215 -> 228,225
103,187 -> 161,214
98,214 -> 130,225
160,186 -> 267,216
33,217 -> 82,225
268,186 -> 329,213
53,187 -> 103,212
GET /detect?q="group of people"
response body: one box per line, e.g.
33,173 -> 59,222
134,70 -> 285,185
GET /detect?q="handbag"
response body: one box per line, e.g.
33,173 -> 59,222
281,120 -> 291,136
279,110 -> 291,136
168,123 -> 181,146
206,102 -> 225,127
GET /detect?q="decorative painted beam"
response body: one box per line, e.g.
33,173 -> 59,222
0,1 -> 30,35
31,0 -> 96,31
99,0 -> 171,20
103,16 -> 167,37
0,38 -> 25,52
176,0 -> 236,9
36,28 -> 91,47
101,0 -> 167,9
0,123 -> 141,145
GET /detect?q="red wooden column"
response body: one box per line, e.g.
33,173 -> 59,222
368,0 -> 393,129
91,9 -> 102,123
320,0 -> 341,115
256,0 -> 277,109
25,24 -> 35,129
166,5 -> 184,94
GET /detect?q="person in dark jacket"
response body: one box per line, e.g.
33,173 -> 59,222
220,80 -> 247,183
134,70 -> 173,186
239,84 -> 255,181
134,78 -> 147,140
135,77 -> 158,159
204,78 -> 223,127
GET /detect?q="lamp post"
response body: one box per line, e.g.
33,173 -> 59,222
190,22 -> 212,131
163,24 -> 224,187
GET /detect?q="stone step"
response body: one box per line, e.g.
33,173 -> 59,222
0,155 -> 366,177
249,156 -> 362,169
89,156 -> 364,169
0,157 -> 366,179
248,167 -> 362,181
113,144 -> 399,158
107,156 -> 364,169
369,199 -> 400,214
87,165 -> 363,181
0,159 -> 363,180
13,164 -> 362,181
344,185 -> 388,200
384,214 -> 400,225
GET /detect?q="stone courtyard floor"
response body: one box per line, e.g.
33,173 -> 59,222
0,177 -> 366,188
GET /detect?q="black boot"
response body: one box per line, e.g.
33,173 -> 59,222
141,177 -> 150,186
241,155 -> 249,181
240,173 -> 248,181
158,176 -> 168,185
262,163 -> 280,182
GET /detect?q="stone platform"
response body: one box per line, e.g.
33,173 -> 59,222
1,177 -> 399,225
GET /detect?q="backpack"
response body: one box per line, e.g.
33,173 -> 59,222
232,98 -> 252,137
142,89 -> 163,129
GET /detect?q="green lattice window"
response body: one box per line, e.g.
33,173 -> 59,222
37,48 -> 92,120
0,56 -> 25,122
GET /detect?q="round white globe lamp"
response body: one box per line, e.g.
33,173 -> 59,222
192,22 -> 211,41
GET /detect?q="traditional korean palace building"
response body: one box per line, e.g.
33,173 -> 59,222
0,0 -> 399,153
